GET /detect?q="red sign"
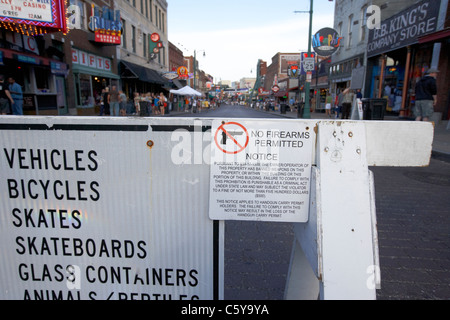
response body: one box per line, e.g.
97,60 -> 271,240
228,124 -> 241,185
95,31 -> 121,44
214,122 -> 249,155
177,66 -> 189,79
151,33 -> 160,43
272,85 -> 280,93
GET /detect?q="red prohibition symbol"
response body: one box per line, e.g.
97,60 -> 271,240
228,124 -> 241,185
214,121 -> 249,154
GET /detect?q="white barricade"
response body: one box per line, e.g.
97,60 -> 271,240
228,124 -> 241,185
0,116 -> 433,300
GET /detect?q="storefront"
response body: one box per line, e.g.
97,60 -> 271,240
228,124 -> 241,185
71,48 -> 120,115
366,0 -> 442,117
0,45 -> 68,115
119,60 -> 168,97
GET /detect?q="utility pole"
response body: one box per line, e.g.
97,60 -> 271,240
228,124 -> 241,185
304,0 -> 313,119
295,0 -> 314,119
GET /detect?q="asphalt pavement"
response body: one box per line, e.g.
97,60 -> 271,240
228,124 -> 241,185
167,104 -> 450,300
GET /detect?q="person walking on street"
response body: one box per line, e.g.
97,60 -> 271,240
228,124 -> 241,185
0,75 -> 14,115
342,88 -> 354,119
192,98 -> 197,113
133,92 -> 140,116
119,90 -> 127,116
159,92 -> 166,115
8,77 -> 23,115
414,68 -> 438,121
325,93 -> 332,117
109,85 -> 120,116
102,87 -> 110,115
335,89 -> 344,119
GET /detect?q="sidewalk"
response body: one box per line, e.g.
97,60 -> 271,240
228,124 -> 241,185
256,107 -> 450,163
165,105 -> 450,162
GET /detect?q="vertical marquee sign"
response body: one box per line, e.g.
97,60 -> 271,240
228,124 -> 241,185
88,5 -> 122,45
0,0 -> 68,35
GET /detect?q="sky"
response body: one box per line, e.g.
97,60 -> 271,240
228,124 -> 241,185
167,0 -> 336,83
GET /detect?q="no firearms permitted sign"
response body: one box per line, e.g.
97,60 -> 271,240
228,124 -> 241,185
209,120 -> 313,223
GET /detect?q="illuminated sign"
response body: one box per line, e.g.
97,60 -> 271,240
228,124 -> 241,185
0,0 -> 67,35
177,66 -> 189,79
88,5 -> 122,45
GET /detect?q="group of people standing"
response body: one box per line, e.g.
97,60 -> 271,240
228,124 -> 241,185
324,88 -> 361,119
133,92 -> 167,116
99,86 -> 167,117
0,75 -> 23,115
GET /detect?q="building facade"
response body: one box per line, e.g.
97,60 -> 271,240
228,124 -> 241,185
116,0 -> 169,98
365,0 -> 449,118
330,0 -> 370,100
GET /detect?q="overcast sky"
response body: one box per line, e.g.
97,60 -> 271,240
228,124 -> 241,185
167,0 -> 336,83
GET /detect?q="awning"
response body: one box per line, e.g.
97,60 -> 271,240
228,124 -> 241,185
120,60 -> 167,85
418,28 -> 450,44
274,90 -> 288,98
72,63 -> 120,79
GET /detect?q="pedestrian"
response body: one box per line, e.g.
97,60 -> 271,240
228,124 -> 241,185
414,68 -> 438,121
184,97 -> 190,112
336,89 -> 344,119
341,88 -> 354,119
133,92 -> 140,116
325,93 -> 332,117
159,92 -> 166,115
8,77 -> 23,115
109,85 -> 120,116
0,75 -> 14,115
119,90 -> 127,116
356,89 -> 363,100
102,86 -> 110,115
153,93 -> 159,115
192,98 -> 197,113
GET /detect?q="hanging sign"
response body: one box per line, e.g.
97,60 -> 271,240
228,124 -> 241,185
89,6 -> 122,44
288,65 -> 300,79
177,66 -> 189,80
312,27 -> 343,57
209,120 -> 313,223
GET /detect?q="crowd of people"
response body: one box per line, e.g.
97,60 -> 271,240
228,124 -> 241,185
98,87 -> 168,116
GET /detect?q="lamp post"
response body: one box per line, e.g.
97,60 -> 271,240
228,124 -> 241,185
304,0 -> 314,119
295,0 -> 314,119
193,50 -> 206,90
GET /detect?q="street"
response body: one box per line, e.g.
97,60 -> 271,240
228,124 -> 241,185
177,104 -> 450,300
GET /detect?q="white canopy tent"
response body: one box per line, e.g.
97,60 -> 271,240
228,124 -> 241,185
170,85 -> 203,96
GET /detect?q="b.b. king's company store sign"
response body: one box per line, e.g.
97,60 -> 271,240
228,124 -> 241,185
367,0 -> 441,57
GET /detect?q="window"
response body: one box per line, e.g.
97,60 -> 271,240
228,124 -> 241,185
158,9 -> 162,29
347,14 -> 353,48
143,33 -> 147,57
162,13 -> 165,34
150,1 -> 153,22
121,19 -> 127,49
360,6 -> 367,42
145,0 -> 149,18
132,25 -> 136,53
